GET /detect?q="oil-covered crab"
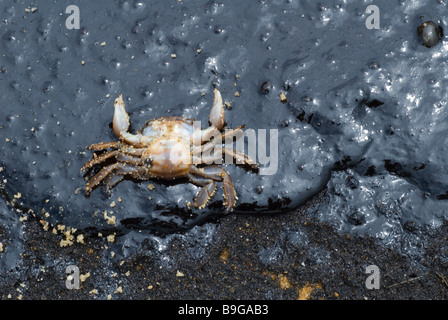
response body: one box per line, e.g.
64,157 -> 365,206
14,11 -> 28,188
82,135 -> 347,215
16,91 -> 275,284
81,89 -> 258,212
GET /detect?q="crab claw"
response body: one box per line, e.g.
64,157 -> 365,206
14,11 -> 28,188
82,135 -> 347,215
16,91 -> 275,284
113,94 -> 130,139
209,88 -> 225,130
113,94 -> 151,147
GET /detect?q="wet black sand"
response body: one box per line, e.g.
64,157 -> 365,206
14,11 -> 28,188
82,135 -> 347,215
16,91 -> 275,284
2,189 -> 448,300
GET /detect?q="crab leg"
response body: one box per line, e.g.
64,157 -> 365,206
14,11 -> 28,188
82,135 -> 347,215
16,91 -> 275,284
188,165 -> 237,212
192,125 -> 245,156
187,171 -> 217,210
84,162 -> 137,195
222,169 -> 236,212
121,145 -> 144,156
85,163 -> 119,195
218,147 -> 259,170
221,125 -> 245,142
199,165 -> 237,212
86,141 -> 119,150
190,179 -> 217,210
104,174 -> 124,195
102,162 -> 143,194
194,144 -> 259,167
192,144 -> 223,164
197,152 -> 223,165
115,154 -> 145,166
189,165 -> 223,181
81,150 -> 118,172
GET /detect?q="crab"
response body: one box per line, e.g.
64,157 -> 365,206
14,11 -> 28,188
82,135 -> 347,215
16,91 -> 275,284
81,88 -> 258,212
